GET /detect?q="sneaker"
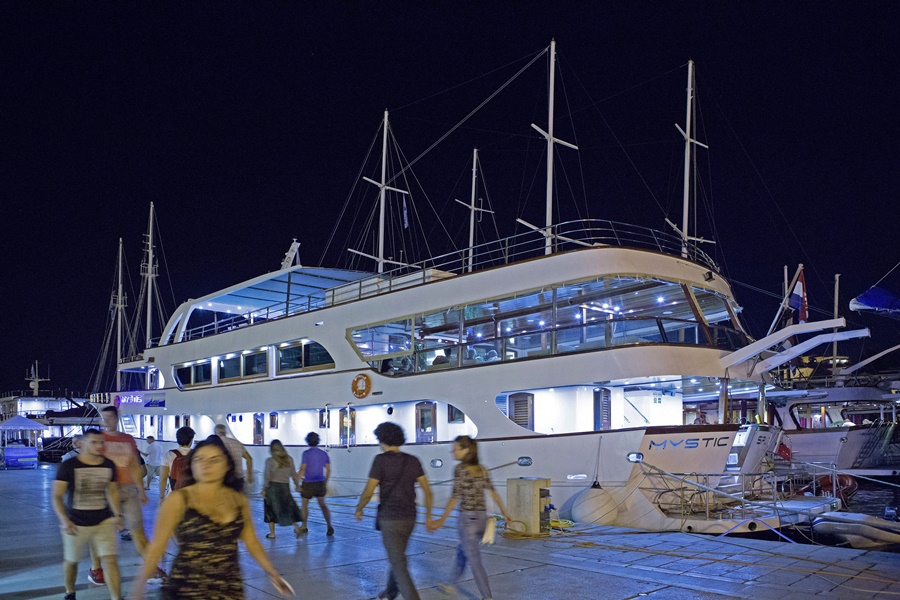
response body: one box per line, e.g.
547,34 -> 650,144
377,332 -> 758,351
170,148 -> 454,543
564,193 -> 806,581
326,526 -> 335,536
120,529 -> 132,541
88,567 -> 105,585
147,566 -> 167,583
64,593 -> 76,600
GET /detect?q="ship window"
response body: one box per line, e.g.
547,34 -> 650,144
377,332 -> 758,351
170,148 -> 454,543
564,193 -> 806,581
242,351 -> 267,378
175,365 -> 191,387
219,355 -> 241,380
269,412 -> 278,429
351,319 -> 412,357
691,287 -> 733,325
193,362 -> 211,385
184,415 -> 191,427
415,308 -> 461,367
318,408 -> 330,428
448,405 -> 465,424
277,340 -> 336,373
175,415 -> 181,428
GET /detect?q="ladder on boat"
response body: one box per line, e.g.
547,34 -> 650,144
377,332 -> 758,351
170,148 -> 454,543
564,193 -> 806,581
851,421 -> 893,469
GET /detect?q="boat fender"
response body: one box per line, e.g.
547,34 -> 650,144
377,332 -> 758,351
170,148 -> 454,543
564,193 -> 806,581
570,486 -> 619,525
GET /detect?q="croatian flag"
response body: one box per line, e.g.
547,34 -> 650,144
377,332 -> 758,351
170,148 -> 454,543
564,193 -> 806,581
788,270 -> 808,324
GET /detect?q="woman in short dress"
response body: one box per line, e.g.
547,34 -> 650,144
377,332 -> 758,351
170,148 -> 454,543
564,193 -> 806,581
263,439 -> 303,538
130,437 -> 294,599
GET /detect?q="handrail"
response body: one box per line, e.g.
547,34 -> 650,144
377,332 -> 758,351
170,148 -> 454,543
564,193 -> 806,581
168,219 -> 722,345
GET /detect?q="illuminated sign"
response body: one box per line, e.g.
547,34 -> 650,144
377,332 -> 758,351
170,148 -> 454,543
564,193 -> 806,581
115,394 -> 165,408
647,436 -> 730,450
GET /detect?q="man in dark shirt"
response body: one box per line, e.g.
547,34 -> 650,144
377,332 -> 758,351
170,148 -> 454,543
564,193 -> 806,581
53,428 -> 123,600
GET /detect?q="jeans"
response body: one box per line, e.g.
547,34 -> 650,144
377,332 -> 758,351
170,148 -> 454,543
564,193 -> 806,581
380,519 -> 420,600
451,510 -> 491,599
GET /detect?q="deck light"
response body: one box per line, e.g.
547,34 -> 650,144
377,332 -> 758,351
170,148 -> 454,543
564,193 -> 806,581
626,452 -> 643,463
703,271 -> 715,282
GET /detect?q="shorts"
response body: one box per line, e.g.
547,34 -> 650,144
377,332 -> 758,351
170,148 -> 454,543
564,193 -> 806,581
119,483 -> 144,531
146,465 -> 161,479
300,480 -> 326,499
62,517 -> 118,563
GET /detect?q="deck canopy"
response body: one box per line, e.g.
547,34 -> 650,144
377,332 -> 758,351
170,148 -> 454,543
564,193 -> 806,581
0,415 -> 49,431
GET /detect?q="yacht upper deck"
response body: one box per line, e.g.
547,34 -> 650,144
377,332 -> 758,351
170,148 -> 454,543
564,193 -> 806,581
153,219 -> 719,348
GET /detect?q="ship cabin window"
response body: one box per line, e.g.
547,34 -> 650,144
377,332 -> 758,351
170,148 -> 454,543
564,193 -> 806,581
277,339 -> 335,374
347,275 -> 747,371
242,350 -> 267,378
269,412 -> 278,429
175,415 -> 181,428
183,415 -> 191,428
175,361 -> 212,388
219,354 -> 241,380
318,408 -> 330,428
448,405 -> 465,424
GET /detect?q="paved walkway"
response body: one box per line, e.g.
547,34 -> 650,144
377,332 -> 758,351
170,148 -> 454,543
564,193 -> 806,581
1,465 -> 898,599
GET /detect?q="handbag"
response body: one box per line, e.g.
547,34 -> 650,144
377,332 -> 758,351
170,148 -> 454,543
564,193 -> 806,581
374,453 -> 410,531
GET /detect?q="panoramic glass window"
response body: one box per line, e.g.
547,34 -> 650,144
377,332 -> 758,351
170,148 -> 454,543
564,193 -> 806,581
351,319 -> 412,357
691,286 -> 734,325
219,354 -> 241,380
242,350 -> 267,377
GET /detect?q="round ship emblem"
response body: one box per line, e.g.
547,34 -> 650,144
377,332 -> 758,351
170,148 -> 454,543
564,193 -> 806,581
352,373 -> 372,399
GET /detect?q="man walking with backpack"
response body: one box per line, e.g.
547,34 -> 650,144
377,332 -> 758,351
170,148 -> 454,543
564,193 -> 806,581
159,426 -> 195,500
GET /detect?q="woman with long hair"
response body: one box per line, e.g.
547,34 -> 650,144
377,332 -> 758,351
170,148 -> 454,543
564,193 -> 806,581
355,422 -> 433,600
428,435 -> 511,600
263,439 -> 303,538
130,437 -> 294,599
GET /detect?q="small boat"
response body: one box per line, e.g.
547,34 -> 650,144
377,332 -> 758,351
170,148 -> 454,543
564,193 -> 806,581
813,511 -> 900,549
797,473 -> 859,504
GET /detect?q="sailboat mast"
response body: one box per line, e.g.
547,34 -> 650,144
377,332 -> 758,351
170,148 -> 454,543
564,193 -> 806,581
681,60 -> 695,258
833,274 -> 841,376
377,110 -> 389,274
544,39 -> 557,256
468,149 -> 478,272
144,202 -> 156,348
115,238 -> 125,391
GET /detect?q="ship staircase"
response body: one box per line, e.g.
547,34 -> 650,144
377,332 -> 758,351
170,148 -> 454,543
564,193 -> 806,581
851,420 -> 895,468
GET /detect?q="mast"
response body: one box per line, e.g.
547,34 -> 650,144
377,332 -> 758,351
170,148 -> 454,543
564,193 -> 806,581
544,39 -> 557,256
114,238 -> 125,391
468,148 -> 478,271
359,111 -> 409,273
142,203 -> 157,348
530,40 -> 577,256
832,273 -> 841,376
377,111 -> 388,274
681,60 -> 694,257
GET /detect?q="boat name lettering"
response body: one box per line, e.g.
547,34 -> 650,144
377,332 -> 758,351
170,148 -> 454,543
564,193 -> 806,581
647,436 -> 730,450
118,394 -> 144,405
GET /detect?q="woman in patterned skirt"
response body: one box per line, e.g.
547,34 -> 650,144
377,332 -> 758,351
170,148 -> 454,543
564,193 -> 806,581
130,437 -> 294,599
428,435 -> 511,600
263,439 -> 303,538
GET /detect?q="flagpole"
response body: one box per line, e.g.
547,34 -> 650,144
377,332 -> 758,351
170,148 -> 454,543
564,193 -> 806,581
832,273 -> 840,378
767,264 -> 804,337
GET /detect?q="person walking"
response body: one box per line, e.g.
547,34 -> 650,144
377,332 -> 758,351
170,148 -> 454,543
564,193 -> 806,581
61,434 -> 82,462
92,405 -> 166,584
140,435 -> 165,491
262,439 -> 303,539
215,424 -> 254,492
297,431 -> 334,536
428,435 -> 511,600
130,436 -> 294,599
355,422 -> 433,600
160,426 -> 195,500
52,428 -> 124,600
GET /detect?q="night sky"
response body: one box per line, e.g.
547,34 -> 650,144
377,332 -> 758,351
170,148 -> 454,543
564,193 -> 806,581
2,3 -> 898,394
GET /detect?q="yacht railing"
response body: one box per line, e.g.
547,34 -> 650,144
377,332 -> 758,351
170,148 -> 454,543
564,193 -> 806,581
165,219 -> 721,346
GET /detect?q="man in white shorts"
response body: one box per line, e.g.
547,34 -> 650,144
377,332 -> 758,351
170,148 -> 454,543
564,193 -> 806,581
52,428 -> 123,600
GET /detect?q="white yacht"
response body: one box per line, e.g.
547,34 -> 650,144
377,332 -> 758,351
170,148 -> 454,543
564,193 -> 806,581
92,44 -> 858,533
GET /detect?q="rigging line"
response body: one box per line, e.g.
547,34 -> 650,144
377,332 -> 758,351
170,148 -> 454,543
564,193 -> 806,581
477,154 -> 503,248
394,136 -> 458,258
318,124 -> 382,266
151,212 -> 177,310
555,55 -> 590,221
564,63 -> 685,121
873,260 -> 900,287
709,90 -> 830,296
393,48 -> 548,112
385,48 -> 548,188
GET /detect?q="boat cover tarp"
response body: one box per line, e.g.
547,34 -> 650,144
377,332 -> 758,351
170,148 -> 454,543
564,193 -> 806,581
0,415 -> 49,430
850,285 -> 900,320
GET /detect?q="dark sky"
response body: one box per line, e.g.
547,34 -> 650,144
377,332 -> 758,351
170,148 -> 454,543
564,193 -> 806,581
2,3 -> 898,394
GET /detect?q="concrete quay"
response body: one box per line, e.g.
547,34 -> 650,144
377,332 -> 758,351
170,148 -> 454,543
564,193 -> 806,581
1,465 -> 898,599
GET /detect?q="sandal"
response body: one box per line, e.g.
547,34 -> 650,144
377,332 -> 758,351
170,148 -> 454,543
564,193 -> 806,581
265,533 -> 276,539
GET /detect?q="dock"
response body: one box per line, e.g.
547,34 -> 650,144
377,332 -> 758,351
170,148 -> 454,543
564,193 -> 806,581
1,465 -> 898,599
